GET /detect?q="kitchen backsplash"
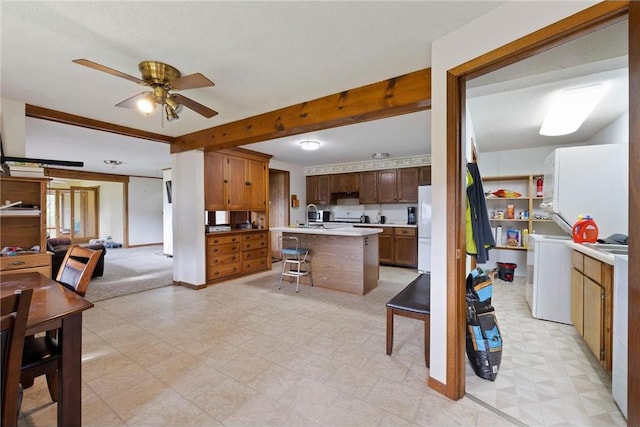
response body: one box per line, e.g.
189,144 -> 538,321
317,202 -> 417,225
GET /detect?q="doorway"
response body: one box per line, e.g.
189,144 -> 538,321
269,169 -> 290,260
47,186 -> 100,244
445,1 -> 634,422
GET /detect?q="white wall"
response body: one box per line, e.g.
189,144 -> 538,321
128,176 -> 163,246
98,181 -> 124,243
0,98 -> 26,156
588,110 -> 629,145
429,0 -> 597,387
172,150 -> 206,287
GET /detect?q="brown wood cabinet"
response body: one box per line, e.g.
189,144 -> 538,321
376,226 -> 417,268
394,227 -> 418,267
570,250 -> 613,371
206,230 -> 269,283
377,170 -> 397,203
0,177 -> 52,276
418,166 -> 431,186
358,171 -> 378,204
306,175 -> 331,205
397,168 -> 419,202
330,173 -> 359,193
204,149 -> 269,212
378,227 -> 394,264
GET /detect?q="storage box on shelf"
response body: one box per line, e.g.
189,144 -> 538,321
484,175 -> 560,251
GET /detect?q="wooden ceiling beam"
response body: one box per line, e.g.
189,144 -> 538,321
25,105 -> 175,144
172,68 -> 431,154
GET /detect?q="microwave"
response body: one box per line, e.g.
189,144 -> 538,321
308,210 -> 324,222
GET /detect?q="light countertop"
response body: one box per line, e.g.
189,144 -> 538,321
272,226 -> 383,237
565,241 -> 626,265
353,223 -> 417,228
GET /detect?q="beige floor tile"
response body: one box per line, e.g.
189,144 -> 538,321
245,363 -> 302,400
319,393 -> 385,426
365,377 -> 422,419
186,374 -> 257,422
278,377 -> 339,422
18,268 -> 625,427
223,393 -> 318,427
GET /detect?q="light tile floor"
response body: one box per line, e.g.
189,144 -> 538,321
18,267 -> 625,427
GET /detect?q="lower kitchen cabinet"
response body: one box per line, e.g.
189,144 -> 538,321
378,228 -> 394,264
394,227 -> 417,267
377,226 -> 417,268
570,249 -> 613,371
206,230 -> 269,283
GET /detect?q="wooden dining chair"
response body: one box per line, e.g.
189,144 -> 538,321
20,245 -> 102,402
1,289 -> 33,427
56,245 -> 103,297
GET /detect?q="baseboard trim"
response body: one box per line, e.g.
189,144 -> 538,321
126,242 -> 163,248
174,280 -> 207,290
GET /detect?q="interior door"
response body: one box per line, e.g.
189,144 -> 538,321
70,186 -> 99,244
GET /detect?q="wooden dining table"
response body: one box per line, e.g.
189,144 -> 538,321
0,271 -> 94,427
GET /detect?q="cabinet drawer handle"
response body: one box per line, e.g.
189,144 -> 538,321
10,261 -> 27,266
213,239 -> 219,243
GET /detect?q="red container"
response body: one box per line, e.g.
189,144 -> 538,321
496,262 -> 517,282
572,217 -> 599,243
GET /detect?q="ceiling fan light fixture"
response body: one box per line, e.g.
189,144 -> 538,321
539,83 -> 608,136
165,104 -> 179,122
300,140 -> 320,151
136,92 -> 156,115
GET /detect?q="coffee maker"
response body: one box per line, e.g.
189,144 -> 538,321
407,207 -> 417,225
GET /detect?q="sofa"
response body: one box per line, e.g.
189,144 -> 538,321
47,237 -> 107,279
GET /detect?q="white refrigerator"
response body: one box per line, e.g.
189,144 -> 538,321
418,186 -> 432,273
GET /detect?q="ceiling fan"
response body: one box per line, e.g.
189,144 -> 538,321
73,59 -> 218,121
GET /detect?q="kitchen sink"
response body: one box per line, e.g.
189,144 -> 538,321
584,243 -> 628,255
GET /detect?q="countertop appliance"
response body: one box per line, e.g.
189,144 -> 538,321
418,186 -> 432,273
541,143 -> 628,238
612,254 -> 628,419
307,210 -> 324,223
407,206 -> 417,225
525,234 -> 572,324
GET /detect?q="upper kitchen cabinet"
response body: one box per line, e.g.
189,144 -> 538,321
397,167 -> 419,202
330,173 -> 359,194
306,175 -> 331,205
378,168 -> 419,204
418,166 -> 431,186
204,148 -> 270,212
377,169 -> 397,203
358,171 -> 378,204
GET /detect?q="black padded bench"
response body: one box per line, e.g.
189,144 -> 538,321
386,273 -> 431,367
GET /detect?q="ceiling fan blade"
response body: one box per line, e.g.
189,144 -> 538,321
170,94 -> 218,118
73,59 -> 146,86
169,73 -> 215,90
115,92 -> 147,109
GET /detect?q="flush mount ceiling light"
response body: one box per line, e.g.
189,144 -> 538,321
539,83 -> 608,136
299,140 -> 320,151
104,160 -> 123,168
371,152 -> 390,159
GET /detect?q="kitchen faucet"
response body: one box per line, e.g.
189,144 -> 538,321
305,203 -> 318,226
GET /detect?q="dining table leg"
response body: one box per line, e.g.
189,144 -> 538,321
58,312 -> 83,427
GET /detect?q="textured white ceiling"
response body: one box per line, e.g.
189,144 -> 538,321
1,2 -> 629,178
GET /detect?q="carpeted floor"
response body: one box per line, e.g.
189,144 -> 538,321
84,245 -> 173,302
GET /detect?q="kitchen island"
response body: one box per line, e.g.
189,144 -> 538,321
271,226 -> 382,295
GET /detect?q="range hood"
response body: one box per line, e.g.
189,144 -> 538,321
331,192 -> 359,200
